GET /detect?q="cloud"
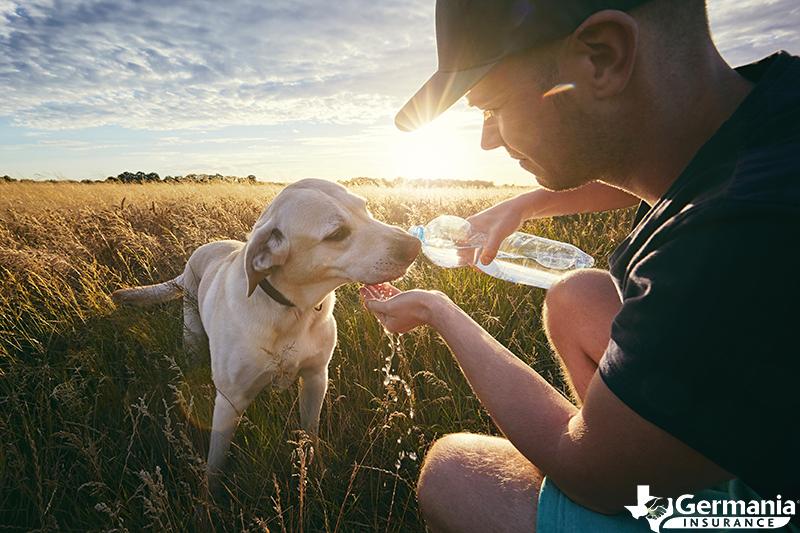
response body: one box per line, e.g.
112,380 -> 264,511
0,0 -> 435,130
708,0 -> 800,66
0,136 -> 131,151
35,139 -> 93,150
1,0 -> 798,134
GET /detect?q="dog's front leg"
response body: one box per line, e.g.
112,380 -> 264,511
297,365 -> 328,470
298,365 -> 328,436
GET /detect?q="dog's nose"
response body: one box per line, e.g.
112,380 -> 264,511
398,233 -> 422,262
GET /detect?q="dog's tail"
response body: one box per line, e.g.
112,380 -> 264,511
111,274 -> 185,307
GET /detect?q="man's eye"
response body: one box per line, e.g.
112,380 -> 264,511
324,227 -> 351,242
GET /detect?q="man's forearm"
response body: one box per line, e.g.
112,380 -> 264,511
518,181 -> 639,220
427,294 -> 578,474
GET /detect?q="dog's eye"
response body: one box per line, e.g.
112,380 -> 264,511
324,227 -> 351,242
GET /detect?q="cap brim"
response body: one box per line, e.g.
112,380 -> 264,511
394,62 -> 498,132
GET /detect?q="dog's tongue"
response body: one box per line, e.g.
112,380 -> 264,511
360,283 -> 396,301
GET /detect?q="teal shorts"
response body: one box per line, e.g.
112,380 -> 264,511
537,477 -> 799,533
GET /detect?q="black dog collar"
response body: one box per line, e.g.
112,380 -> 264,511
258,278 -> 324,312
258,278 -> 296,308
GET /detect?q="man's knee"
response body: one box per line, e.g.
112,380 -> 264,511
417,433 -> 499,527
544,269 -> 614,324
543,269 -> 620,343
417,434 -> 463,511
418,434 -> 543,532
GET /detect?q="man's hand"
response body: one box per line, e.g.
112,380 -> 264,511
360,283 -> 446,334
466,197 -> 526,265
466,184 -> 640,266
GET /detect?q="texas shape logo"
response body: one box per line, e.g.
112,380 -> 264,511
625,485 -> 674,532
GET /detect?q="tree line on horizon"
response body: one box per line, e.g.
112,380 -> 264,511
1,172 -> 499,188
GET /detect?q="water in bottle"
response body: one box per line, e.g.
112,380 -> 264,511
408,215 -> 594,289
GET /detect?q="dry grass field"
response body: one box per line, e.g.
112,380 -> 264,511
0,179 -> 635,532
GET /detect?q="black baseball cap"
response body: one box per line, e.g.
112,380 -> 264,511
395,0 -> 650,132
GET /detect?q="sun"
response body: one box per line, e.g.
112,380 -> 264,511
389,107 -> 481,181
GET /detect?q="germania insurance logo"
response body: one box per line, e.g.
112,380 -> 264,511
625,486 -> 797,532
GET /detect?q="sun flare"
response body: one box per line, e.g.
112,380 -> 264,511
389,110 -> 480,182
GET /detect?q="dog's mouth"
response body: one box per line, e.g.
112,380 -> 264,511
359,270 -> 409,287
347,231 -> 420,287
360,238 -> 420,287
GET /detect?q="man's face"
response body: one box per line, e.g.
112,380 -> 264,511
466,55 -> 598,191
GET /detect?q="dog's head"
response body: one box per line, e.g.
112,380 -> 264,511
244,179 -> 421,304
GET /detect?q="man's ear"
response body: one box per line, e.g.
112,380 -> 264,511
244,220 -> 290,297
568,10 -> 638,99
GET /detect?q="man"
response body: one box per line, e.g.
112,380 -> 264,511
361,0 -> 800,531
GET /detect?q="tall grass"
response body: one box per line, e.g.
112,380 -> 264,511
0,180 -> 635,532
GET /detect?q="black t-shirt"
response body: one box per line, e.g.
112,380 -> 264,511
599,52 -> 800,511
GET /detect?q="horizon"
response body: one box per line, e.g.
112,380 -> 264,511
2,0 -> 800,186
1,171 -> 507,188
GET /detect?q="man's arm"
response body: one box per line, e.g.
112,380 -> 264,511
361,287 -> 731,513
509,181 -> 639,220
468,182 -> 638,265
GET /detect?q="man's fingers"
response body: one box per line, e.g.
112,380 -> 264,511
480,245 -> 499,265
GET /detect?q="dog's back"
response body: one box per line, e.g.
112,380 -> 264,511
111,274 -> 184,306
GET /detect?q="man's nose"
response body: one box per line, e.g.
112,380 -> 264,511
480,116 -> 503,151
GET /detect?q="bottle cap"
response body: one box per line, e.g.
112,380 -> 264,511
408,226 -> 425,241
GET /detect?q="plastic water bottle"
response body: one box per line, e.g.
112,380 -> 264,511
409,215 -> 594,289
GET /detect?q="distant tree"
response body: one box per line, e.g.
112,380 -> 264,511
339,176 -> 385,187
110,171 -> 161,183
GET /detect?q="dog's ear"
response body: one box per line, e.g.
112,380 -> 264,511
244,220 -> 290,297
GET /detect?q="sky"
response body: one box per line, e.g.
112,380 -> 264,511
1,0 -> 799,186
